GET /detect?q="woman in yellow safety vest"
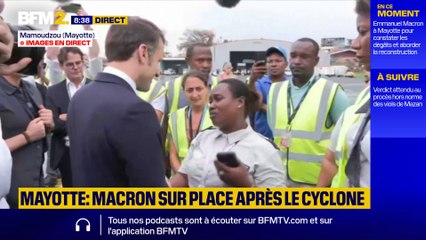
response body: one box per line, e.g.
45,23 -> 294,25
168,70 -> 213,173
317,0 -> 371,188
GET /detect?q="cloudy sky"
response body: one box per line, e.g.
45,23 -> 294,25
3,0 -> 357,56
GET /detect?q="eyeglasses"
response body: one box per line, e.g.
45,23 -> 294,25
64,61 -> 83,68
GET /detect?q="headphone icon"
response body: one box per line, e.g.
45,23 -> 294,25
75,218 -> 91,232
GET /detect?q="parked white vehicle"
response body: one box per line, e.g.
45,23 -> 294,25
320,66 -> 348,77
333,65 -> 349,77
320,67 -> 335,77
163,68 -> 176,75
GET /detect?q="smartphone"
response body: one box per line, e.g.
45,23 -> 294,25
216,152 -> 240,167
256,60 -> 266,67
62,3 -> 82,13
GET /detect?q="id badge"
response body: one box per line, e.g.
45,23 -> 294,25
280,130 -> 292,149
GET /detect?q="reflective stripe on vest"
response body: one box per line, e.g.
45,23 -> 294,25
268,78 -> 339,185
169,106 -> 213,160
331,87 -> 370,187
149,80 -> 166,102
167,76 -> 183,114
167,76 -> 218,114
210,76 -> 219,88
137,79 -> 164,102
354,85 -> 370,106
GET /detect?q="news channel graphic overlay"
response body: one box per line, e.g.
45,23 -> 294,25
72,215 -> 337,237
371,0 -> 426,69
71,16 -> 128,25
371,69 -> 426,138
79,215 -> 335,237
18,11 -> 128,25
17,31 -> 94,47
18,188 -> 370,209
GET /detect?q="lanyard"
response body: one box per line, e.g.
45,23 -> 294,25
286,76 -> 318,125
187,105 -> 207,143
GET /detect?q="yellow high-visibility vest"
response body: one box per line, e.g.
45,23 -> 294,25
331,86 -> 370,187
268,78 -> 340,185
137,79 -> 165,103
168,106 -> 213,160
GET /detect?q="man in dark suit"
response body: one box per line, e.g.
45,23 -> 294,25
46,47 -> 92,187
68,17 -> 167,187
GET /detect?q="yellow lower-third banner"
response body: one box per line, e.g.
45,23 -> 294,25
18,188 -> 370,209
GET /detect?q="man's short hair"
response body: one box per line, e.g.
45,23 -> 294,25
105,16 -> 165,62
355,0 -> 370,17
295,38 -> 320,56
58,47 -> 84,64
186,43 -> 210,59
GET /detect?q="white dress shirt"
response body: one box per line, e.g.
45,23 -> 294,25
103,66 -> 137,95
66,78 -> 87,99
0,119 -> 12,209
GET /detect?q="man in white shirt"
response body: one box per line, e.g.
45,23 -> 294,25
45,47 -> 92,187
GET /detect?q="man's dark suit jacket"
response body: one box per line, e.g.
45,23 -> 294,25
68,72 -> 167,187
0,77 -> 45,208
45,79 -> 91,186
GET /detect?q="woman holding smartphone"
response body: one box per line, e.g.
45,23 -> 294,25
170,79 -> 286,187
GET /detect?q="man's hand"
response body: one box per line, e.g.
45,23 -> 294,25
0,18 -> 13,63
77,8 -> 93,30
50,6 -> 64,30
249,60 -> 267,84
0,58 -> 32,75
214,159 -> 254,187
77,8 -> 89,17
38,105 -> 55,129
0,18 -> 32,75
59,113 -> 67,122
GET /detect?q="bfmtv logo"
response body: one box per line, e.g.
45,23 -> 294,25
18,11 -> 69,25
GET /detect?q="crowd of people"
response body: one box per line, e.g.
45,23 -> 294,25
0,0 -> 371,208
